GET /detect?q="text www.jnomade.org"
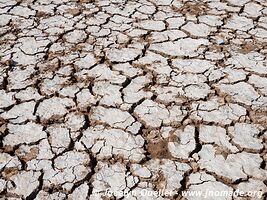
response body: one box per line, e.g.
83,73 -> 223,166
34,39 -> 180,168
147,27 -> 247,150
102,189 -> 263,198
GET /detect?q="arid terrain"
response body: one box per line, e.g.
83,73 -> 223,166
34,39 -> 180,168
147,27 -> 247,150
0,0 -> 267,199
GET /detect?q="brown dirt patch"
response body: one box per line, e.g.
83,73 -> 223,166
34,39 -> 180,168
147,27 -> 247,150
2,167 -> 19,178
79,0 -> 95,3
36,11 -> 49,18
249,110 -> 267,129
172,2 -> 209,16
153,172 -> 166,191
147,139 -> 172,159
66,8 -> 81,16
0,124 -> 6,134
16,147 -> 39,162
239,42 -> 267,54
215,146 -> 231,160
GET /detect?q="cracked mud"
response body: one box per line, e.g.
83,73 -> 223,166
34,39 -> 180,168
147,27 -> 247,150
0,0 -> 267,199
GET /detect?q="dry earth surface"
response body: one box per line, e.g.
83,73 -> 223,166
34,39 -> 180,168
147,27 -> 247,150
0,0 -> 267,199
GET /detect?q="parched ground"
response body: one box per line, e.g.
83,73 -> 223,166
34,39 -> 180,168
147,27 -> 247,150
0,0 -> 267,199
